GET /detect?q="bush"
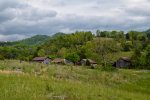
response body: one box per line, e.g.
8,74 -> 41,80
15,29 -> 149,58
102,66 -> 117,71
0,55 -> 4,60
122,41 -> 133,51
65,52 -> 80,64
96,65 -> 117,72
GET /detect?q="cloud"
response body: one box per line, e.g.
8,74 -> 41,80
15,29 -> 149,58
0,0 -> 150,41
18,7 -> 57,20
0,34 -> 28,41
0,0 -> 28,12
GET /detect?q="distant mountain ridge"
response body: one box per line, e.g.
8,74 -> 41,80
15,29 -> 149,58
0,35 -> 50,46
17,35 -> 50,45
1,29 -> 150,46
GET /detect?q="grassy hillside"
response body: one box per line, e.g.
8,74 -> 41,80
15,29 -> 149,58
0,60 -> 150,100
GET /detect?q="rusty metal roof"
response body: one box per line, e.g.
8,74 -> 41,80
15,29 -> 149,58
33,57 -> 47,61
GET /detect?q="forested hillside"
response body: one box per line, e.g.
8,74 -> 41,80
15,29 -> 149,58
16,35 -> 50,46
0,29 -> 150,69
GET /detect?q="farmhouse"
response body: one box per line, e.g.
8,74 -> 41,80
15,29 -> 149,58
81,59 -> 97,66
113,57 -> 131,68
32,57 -> 51,64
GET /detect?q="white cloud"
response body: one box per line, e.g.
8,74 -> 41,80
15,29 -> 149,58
0,34 -> 28,41
0,0 -> 150,41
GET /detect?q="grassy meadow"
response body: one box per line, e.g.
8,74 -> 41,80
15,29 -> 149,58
0,60 -> 150,100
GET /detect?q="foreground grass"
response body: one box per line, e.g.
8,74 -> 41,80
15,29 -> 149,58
0,60 -> 150,100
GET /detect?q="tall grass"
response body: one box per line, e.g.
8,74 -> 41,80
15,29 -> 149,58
0,60 -> 150,100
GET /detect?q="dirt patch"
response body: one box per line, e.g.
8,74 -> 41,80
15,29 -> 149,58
0,70 -> 24,74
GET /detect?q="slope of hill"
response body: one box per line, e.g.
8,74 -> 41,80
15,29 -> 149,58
144,29 -> 150,33
143,29 -> 150,39
52,32 -> 66,38
16,35 -> 50,46
0,35 -> 50,46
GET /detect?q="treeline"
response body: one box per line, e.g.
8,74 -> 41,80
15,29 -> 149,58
0,45 -> 37,61
0,30 -> 150,69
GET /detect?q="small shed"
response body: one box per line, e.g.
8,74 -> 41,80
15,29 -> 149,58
81,59 -> 97,66
113,57 -> 131,68
32,57 -> 51,64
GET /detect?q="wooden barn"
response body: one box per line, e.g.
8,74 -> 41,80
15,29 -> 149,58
32,57 -> 51,64
52,58 -> 74,65
52,58 -> 64,64
113,57 -> 131,68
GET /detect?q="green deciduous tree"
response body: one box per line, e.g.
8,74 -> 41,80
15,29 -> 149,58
65,52 -> 80,64
94,38 -> 121,66
37,49 -> 45,57
145,45 -> 150,67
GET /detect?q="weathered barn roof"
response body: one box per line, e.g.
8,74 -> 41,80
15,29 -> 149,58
33,57 -> 47,61
52,58 -> 64,63
119,57 -> 131,62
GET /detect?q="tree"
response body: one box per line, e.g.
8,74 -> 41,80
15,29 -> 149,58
37,49 -> 45,57
145,45 -> 150,67
65,52 -> 80,64
96,30 -> 101,37
0,55 -> 4,60
57,48 -> 68,58
81,41 -> 99,61
48,55 -> 56,59
131,48 -> 145,67
94,38 -> 121,66
126,31 -> 147,42
122,41 -> 133,51
100,31 -> 110,37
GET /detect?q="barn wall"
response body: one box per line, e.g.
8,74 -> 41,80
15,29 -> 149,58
116,60 -> 130,68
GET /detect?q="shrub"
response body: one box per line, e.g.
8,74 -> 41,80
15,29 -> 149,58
96,65 -> 117,72
65,52 -> 80,64
0,55 -> 4,60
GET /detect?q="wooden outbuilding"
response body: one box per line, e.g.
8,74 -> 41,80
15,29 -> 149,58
113,57 -> 131,68
52,58 -> 64,64
32,57 -> 51,64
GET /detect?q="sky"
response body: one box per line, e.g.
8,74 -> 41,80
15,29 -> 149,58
0,0 -> 150,41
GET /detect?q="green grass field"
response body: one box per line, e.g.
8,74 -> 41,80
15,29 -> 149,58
0,60 -> 150,100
